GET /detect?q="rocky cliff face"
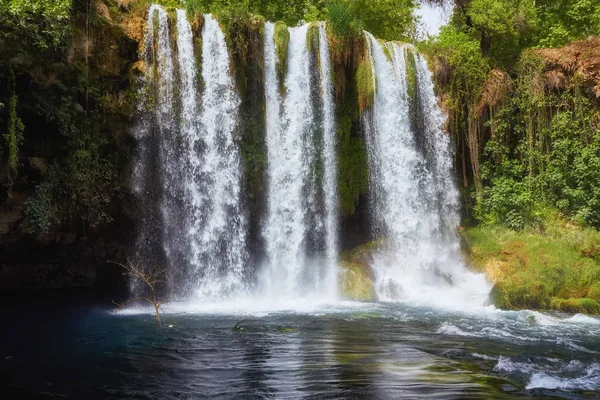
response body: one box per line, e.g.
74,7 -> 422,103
0,1 -> 143,292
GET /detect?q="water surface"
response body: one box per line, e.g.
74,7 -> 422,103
2,299 -> 599,399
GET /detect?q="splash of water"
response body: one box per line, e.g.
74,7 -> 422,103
363,34 -> 490,309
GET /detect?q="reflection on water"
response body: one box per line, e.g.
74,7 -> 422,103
1,300 -> 599,399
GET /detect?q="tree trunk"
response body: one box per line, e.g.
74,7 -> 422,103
481,31 -> 492,57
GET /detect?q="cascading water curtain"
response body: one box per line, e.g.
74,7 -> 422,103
363,33 -> 490,309
133,5 -> 189,297
188,14 -> 249,299
262,22 -> 338,300
132,7 -> 249,301
318,23 -> 339,296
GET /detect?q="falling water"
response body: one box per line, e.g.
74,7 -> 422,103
132,8 -> 248,300
363,34 -> 490,309
318,23 -> 339,288
132,5 -> 188,295
261,23 -> 337,299
187,14 -> 248,298
413,50 -> 461,235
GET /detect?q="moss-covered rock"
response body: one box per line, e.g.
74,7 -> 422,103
340,260 -> 377,301
356,58 -> 375,111
307,22 -> 320,56
273,21 -> 289,81
462,223 -> 600,314
489,283 -> 507,309
551,298 -> 600,315
338,240 -> 383,301
404,47 -> 420,129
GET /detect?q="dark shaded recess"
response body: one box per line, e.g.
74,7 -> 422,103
226,18 -> 268,278
0,1 -> 140,295
340,192 -> 371,250
306,28 -> 327,257
332,34 -> 372,248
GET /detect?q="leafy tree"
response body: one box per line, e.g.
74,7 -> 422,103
0,0 -> 72,52
466,0 -> 536,57
535,0 -> 600,47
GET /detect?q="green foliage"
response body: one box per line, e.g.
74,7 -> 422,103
535,0 -> 600,48
428,0 -> 600,231
475,51 -> 600,229
0,0 -> 72,52
425,24 -> 489,103
325,0 -> 417,41
184,0 -> 325,26
23,143 -> 120,237
437,0 -> 599,65
467,0 -> 536,37
23,180 -> 56,236
0,0 -> 134,236
2,68 -> 24,181
325,0 -> 356,38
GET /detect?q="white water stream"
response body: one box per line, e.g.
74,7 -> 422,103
364,34 -> 490,309
261,23 -> 338,300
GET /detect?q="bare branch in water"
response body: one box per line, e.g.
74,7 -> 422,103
110,258 -> 171,326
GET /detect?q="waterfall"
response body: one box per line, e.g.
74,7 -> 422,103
188,14 -> 248,298
413,51 -> 461,235
363,34 -> 490,308
261,23 -> 337,299
134,5 -> 483,309
318,24 -> 339,288
132,5 -> 189,295
132,8 -> 248,300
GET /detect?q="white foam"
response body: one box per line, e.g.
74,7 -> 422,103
114,297 -> 373,317
493,356 -> 535,374
437,322 -> 476,337
565,313 -> 600,325
526,364 -> 600,390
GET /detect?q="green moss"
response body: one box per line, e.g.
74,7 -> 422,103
551,298 -> 600,314
340,261 -> 376,301
273,21 -> 289,81
405,47 -> 419,127
463,221 -> 600,314
338,115 -> 368,215
379,39 -> 392,62
333,34 -> 369,216
307,22 -> 320,55
340,239 -> 384,264
356,58 -> 375,111
338,240 -> 384,301
587,282 -> 600,301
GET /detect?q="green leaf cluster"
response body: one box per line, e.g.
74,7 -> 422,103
476,53 -> 600,229
0,0 -> 72,52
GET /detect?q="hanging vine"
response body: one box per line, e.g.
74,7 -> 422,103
2,67 -> 24,187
